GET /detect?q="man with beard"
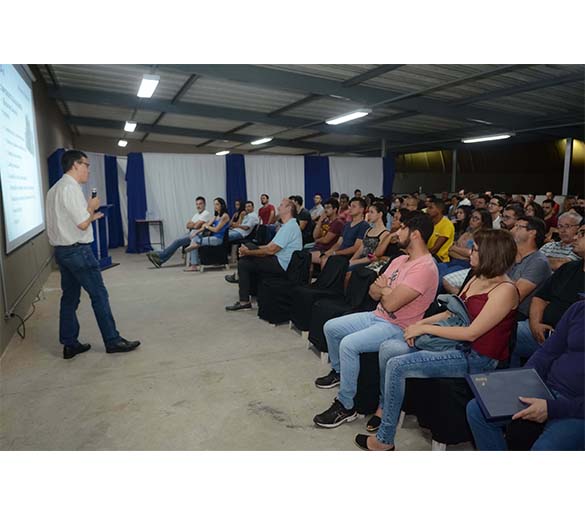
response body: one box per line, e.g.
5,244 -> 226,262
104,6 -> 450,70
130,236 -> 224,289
312,213 -> 438,428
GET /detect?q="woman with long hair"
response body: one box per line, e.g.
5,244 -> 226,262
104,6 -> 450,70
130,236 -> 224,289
184,197 -> 230,272
524,201 -> 545,220
453,205 -> 473,240
348,202 -> 391,271
355,229 -> 519,450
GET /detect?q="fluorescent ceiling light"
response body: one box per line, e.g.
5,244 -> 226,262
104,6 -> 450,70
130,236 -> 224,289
326,110 -> 370,125
118,139 -> 128,148
124,121 -> 137,132
251,137 -> 273,145
467,118 -> 493,125
215,150 -> 230,156
137,74 -> 160,98
462,133 -> 514,144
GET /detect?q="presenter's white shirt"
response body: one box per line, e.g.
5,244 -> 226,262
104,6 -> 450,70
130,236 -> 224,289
191,210 -> 212,224
46,174 -> 93,246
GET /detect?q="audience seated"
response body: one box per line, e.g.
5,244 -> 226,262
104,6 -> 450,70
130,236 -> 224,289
184,198 -> 230,272
539,211 -> 582,270
510,224 -> 585,367
338,193 -> 352,223
404,196 -> 419,212
312,213 -> 438,429
467,301 -> 584,451
289,195 -> 314,246
310,198 -> 345,265
508,216 -> 552,320
524,201 -> 545,220
542,198 -> 558,236
453,205 -> 473,239
309,193 -> 325,221
146,196 -> 211,268
500,203 -> 525,231
228,200 -> 259,243
437,208 -> 491,286
354,229 -> 519,451
545,191 -> 561,217
258,193 -> 276,225
230,199 -> 245,226
320,197 -> 369,268
488,195 -> 505,229
348,202 -> 391,272
426,198 -> 455,263
225,198 -> 302,311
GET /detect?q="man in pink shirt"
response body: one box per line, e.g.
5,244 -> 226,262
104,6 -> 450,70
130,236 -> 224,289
313,213 -> 438,428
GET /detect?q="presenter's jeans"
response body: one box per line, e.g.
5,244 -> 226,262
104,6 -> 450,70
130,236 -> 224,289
375,349 -> 498,445
55,244 -> 120,347
158,233 -> 191,264
323,312 -> 406,410
466,394 -> 585,451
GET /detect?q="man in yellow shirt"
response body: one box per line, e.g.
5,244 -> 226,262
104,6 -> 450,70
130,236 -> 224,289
426,199 -> 455,263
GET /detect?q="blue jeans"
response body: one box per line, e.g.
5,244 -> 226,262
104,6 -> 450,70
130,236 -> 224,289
54,244 -> 120,347
157,233 -> 191,264
228,229 -> 244,243
510,320 -> 540,368
376,349 -> 498,445
323,311 -> 405,410
189,234 -> 223,265
466,395 -> 585,451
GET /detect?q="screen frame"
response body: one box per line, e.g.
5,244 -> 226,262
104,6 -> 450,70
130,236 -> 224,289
1,64 -> 46,255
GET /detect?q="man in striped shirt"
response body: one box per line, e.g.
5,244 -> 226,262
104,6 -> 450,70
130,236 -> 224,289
540,211 -> 582,271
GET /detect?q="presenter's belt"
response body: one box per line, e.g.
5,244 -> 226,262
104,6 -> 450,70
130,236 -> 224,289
55,242 -> 92,248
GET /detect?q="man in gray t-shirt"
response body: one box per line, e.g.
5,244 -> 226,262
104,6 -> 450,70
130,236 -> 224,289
509,216 -> 553,318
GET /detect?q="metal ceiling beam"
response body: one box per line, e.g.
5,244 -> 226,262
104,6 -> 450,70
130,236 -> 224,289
454,71 -> 584,106
65,116 -> 363,154
341,65 -> 403,87
141,73 -> 199,142
44,65 -> 79,136
47,86 -> 408,142
267,94 -> 322,117
369,64 -> 532,108
157,64 -> 542,129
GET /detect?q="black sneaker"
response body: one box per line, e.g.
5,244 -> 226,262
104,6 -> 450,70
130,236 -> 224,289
225,301 -> 252,311
147,252 -> 161,269
315,369 -> 341,389
313,399 -> 357,428
225,274 -> 239,284
63,343 -> 91,360
106,337 -> 141,354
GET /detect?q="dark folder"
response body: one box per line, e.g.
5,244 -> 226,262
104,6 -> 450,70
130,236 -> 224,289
466,368 -> 555,422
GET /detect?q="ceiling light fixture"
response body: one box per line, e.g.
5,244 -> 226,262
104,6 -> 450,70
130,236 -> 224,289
461,133 -> 514,144
118,139 -> 128,148
251,137 -> 273,145
326,109 -> 371,125
124,121 -> 137,132
137,74 -> 160,98
215,150 -> 230,156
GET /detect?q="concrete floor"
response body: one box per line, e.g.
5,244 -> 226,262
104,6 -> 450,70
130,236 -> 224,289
0,248 -> 472,451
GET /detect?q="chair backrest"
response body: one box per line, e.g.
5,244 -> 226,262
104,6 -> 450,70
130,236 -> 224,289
286,250 -> 311,285
313,255 -> 348,291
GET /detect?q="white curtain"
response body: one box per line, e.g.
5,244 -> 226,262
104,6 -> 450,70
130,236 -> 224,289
143,153 -> 226,241
244,155 -> 304,210
329,157 -> 383,197
117,156 -> 128,245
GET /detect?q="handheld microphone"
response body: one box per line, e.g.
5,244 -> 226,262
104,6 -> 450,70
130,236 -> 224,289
91,188 -> 97,199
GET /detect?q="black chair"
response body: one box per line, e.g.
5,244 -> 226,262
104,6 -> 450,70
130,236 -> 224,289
199,229 -> 231,272
257,250 -> 311,325
289,255 -> 349,332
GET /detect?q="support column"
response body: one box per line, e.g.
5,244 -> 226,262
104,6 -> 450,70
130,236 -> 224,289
561,138 -> 573,195
450,149 -> 458,193
381,138 -> 387,157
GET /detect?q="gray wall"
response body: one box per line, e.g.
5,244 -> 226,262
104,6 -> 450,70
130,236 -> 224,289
0,69 -> 73,356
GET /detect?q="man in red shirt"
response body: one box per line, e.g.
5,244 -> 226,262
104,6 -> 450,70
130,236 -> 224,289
543,198 -> 559,235
258,193 -> 276,225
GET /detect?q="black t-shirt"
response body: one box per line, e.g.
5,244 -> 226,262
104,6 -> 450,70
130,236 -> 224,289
297,208 -> 314,244
535,259 -> 585,327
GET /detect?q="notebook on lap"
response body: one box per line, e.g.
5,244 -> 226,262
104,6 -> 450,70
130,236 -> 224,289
466,368 -> 555,422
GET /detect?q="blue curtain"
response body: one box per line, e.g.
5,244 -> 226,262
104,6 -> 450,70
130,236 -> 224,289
125,152 -> 152,253
48,148 -> 66,187
383,155 -> 396,197
104,155 -> 125,248
304,156 -> 331,209
225,153 -> 247,215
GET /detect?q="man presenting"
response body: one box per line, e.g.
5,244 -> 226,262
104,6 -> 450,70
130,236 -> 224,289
46,150 -> 140,359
